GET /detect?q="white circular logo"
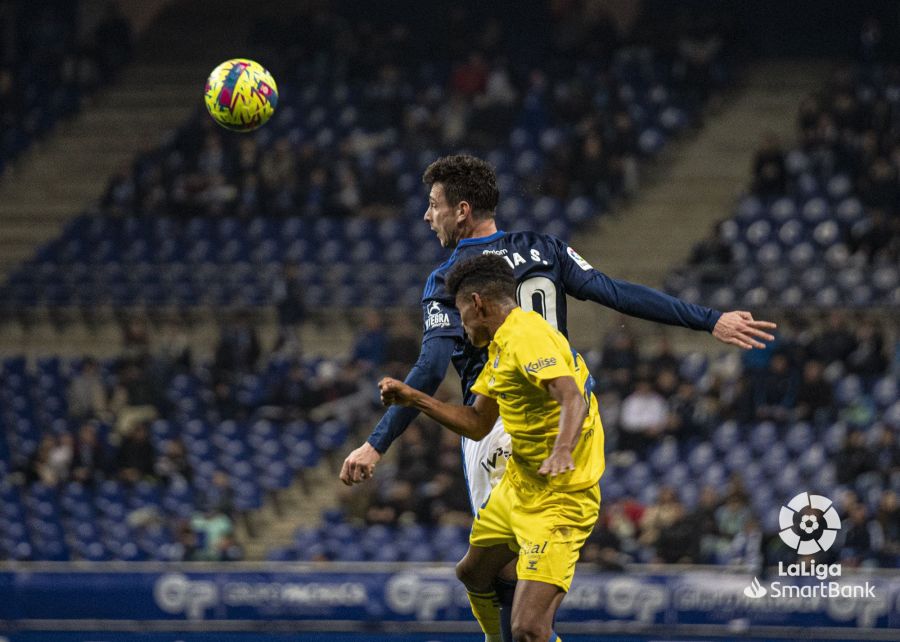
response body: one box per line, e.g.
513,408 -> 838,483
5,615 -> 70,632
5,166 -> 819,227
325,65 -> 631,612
778,491 -> 841,554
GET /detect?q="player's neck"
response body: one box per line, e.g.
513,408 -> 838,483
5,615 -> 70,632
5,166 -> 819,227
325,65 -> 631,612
486,302 -> 518,340
461,218 -> 498,241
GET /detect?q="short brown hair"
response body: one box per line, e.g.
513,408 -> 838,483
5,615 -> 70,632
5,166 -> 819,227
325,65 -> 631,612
422,155 -> 499,219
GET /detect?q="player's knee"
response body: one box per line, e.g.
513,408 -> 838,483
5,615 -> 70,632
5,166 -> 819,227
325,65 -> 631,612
455,556 -> 490,592
455,557 -> 476,586
511,618 -> 550,642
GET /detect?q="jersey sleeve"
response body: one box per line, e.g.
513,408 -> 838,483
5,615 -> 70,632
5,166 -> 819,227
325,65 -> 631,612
420,270 -> 465,340
554,238 -> 721,332
367,334 -> 457,453
511,327 -> 576,388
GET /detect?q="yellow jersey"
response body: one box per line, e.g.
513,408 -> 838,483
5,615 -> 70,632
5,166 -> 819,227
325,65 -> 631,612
470,308 -> 605,492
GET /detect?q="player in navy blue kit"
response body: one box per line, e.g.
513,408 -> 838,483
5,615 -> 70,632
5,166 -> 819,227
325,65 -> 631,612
340,155 -> 776,641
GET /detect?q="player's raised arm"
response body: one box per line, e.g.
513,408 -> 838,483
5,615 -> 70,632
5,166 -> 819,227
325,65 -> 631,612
379,377 -> 499,441
339,334 -> 456,486
556,240 -> 776,348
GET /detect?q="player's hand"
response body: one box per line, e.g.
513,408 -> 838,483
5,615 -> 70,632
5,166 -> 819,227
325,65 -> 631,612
339,442 -> 381,486
378,377 -> 418,407
538,448 -> 576,477
712,311 -> 776,350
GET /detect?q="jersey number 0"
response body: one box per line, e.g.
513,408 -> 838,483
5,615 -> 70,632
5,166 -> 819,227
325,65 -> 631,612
517,276 -> 558,329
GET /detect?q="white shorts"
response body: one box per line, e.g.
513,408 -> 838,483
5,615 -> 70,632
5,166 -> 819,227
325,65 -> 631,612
461,417 -> 511,513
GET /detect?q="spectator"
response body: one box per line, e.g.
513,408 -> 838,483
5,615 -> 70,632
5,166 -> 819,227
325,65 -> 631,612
809,311 -> 857,365
384,312 -> 420,374
836,429 -> 875,485
871,426 -> 900,483
71,422 -> 108,485
599,327 -> 639,394
842,503 -> 877,567
117,422 -> 156,484
751,132 -> 787,197
754,352 -> 797,422
794,359 -> 833,423
619,378 -> 669,453
271,364 -> 315,417
715,491 -> 751,541
67,357 -> 108,422
689,485 -> 722,563
580,510 -> 626,570
272,264 -> 306,333
846,320 -> 887,378
199,470 -> 236,519
155,438 -> 192,485
214,314 -> 261,382
360,154 -> 401,218
351,309 -> 387,370
873,490 -> 900,566
639,487 -> 689,562
726,516 -> 764,570
190,506 -> 235,561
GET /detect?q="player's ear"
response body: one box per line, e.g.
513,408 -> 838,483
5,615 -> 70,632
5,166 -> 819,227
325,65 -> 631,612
471,292 -> 484,313
456,200 -> 470,221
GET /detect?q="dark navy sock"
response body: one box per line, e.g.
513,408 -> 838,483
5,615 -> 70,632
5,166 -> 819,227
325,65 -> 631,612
492,577 -> 516,642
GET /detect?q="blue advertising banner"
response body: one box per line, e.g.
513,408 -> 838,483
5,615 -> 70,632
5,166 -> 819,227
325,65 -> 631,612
0,563 -> 897,638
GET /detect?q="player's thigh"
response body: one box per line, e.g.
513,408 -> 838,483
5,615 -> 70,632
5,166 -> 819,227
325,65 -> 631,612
510,579 -> 566,639
513,483 -> 600,592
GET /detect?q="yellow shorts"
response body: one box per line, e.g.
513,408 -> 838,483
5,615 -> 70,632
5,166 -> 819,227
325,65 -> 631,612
469,468 -> 600,592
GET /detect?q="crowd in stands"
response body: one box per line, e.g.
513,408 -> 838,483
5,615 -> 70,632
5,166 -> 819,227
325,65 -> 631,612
0,1 -> 132,174
1,3 -> 733,313
97,3 -> 728,223
675,25 -> 900,306
1,310 -> 422,562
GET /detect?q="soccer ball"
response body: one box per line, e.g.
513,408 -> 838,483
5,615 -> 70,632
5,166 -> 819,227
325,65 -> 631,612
204,58 -> 278,132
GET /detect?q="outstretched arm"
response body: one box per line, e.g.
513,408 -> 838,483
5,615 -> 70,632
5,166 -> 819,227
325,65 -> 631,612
575,271 -> 775,348
379,377 -> 499,441
339,335 -> 456,486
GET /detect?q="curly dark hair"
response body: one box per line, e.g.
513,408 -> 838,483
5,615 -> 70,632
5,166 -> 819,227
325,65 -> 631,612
446,254 -> 516,303
422,154 -> 499,219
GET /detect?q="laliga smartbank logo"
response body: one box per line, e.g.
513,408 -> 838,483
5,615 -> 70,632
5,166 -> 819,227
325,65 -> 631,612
744,492 -> 876,601
778,491 -> 841,554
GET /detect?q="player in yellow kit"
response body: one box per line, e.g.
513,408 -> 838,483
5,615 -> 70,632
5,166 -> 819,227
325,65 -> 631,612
380,254 -> 604,642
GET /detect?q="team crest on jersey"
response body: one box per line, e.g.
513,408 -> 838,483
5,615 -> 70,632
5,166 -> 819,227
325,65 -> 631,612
425,301 -> 451,330
566,246 -> 593,271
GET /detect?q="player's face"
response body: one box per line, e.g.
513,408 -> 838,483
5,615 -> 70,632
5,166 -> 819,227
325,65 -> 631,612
424,183 -> 462,248
456,292 -> 491,348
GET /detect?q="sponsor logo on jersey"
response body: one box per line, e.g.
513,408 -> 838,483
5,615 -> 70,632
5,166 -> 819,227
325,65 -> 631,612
482,248 -> 508,256
566,246 -> 594,271
424,301 -> 451,330
523,357 -> 557,373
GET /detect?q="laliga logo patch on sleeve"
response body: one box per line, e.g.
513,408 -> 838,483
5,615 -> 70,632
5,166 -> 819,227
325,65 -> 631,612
566,246 -> 593,271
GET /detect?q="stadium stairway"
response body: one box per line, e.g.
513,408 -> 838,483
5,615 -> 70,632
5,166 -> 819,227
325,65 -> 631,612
239,454 -> 341,560
566,59 -> 832,355
0,0 -> 254,279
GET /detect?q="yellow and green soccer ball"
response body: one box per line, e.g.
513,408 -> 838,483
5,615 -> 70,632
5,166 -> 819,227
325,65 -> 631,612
204,58 -> 278,132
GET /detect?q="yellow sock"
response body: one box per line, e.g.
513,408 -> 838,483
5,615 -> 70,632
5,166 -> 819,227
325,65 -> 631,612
466,588 -> 502,639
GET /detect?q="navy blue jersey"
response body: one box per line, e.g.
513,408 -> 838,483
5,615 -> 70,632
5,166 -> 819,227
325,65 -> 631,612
423,230 -> 607,403
368,229 -> 720,453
